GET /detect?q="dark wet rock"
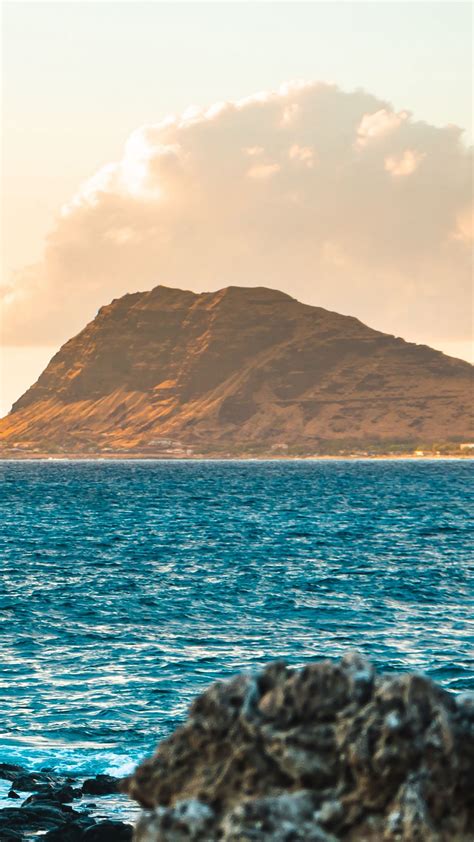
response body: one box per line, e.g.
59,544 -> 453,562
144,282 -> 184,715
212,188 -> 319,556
59,784 -> 83,801
43,815 -> 98,841
20,802 -> 70,823
21,793 -> 75,815
82,775 -> 119,796
43,827 -> 82,842
9,771 -> 57,792
42,817 -> 133,841
82,820 -> 133,840
0,768 -> 129,840
0,830 -> 23,841
124,653 -> 474,841
0,804 -> 67,832
0,766 -> 26,784
22,783 -> 81,805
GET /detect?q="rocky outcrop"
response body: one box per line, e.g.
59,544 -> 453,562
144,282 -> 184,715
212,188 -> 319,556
0,766 -> 132,841
123,654 -> 474,841
1,285 -> 472,454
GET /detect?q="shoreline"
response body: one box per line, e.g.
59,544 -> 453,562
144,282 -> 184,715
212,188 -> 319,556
0,454 -> 472,462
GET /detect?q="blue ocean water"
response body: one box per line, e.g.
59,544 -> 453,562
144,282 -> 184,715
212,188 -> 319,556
0,460 -> 472,781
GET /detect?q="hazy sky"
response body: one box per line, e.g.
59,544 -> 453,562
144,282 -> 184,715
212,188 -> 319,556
1,1 -> 473,416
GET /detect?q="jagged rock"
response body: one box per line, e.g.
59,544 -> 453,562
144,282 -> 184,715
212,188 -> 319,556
123,653 -> 474,841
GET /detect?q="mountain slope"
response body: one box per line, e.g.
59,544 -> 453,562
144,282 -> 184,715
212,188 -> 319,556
1,285 -> 472,454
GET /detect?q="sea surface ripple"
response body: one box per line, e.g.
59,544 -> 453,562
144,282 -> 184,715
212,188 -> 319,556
0,459 -> 472,778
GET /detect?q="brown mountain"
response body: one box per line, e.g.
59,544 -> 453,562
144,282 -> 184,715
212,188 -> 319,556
1,285 -> 472,455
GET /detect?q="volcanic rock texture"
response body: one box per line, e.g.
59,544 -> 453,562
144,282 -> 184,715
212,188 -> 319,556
124,654 -> 474,841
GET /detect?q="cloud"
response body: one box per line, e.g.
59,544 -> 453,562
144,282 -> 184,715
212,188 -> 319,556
247,162 -> 281,180
288,144 -> 315,167
384,149 -> 425,177
452,206 -> 474,244
2,81 -> 472,349
356,108 -> 408,146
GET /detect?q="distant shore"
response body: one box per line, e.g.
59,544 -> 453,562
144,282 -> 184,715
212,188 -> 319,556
1,453 -> 472,462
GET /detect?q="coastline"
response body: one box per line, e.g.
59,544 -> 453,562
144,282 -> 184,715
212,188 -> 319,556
0,454 -> 472,462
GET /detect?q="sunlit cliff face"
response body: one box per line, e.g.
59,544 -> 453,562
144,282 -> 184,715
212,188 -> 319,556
2,81 -> 472,349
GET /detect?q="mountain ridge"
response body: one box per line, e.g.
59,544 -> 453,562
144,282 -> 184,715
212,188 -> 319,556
2,284 -> 472,455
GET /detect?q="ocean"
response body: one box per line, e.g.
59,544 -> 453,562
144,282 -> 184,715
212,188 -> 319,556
1,459 -> 472,783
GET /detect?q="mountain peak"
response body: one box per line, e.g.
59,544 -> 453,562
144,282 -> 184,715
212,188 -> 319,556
210,285 -> 295,302
1,284 -> 472,455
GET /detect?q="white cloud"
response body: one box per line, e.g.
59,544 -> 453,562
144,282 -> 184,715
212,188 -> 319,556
247,162 -> 281,180
288,144 -> 315,167
2,81 -> 472,350
384,149 -> 425,177
356,108 -> 408,147
243,146 -> 265,157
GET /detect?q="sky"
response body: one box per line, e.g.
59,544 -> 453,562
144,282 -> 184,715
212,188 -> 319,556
1,1 -> 473,416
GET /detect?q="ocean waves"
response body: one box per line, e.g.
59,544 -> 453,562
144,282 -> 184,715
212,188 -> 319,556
0,459 -> 472,775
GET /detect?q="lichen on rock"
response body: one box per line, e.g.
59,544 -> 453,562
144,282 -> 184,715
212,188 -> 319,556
123,653 -> 474,841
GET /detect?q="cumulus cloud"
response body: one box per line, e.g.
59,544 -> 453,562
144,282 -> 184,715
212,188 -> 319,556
2,80 -> 472,349
384,149 -> 425,177
356,108 -> 408,146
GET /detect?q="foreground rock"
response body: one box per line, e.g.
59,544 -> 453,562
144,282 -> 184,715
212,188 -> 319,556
0,767 -> 132,841
124,654 -> 474,841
